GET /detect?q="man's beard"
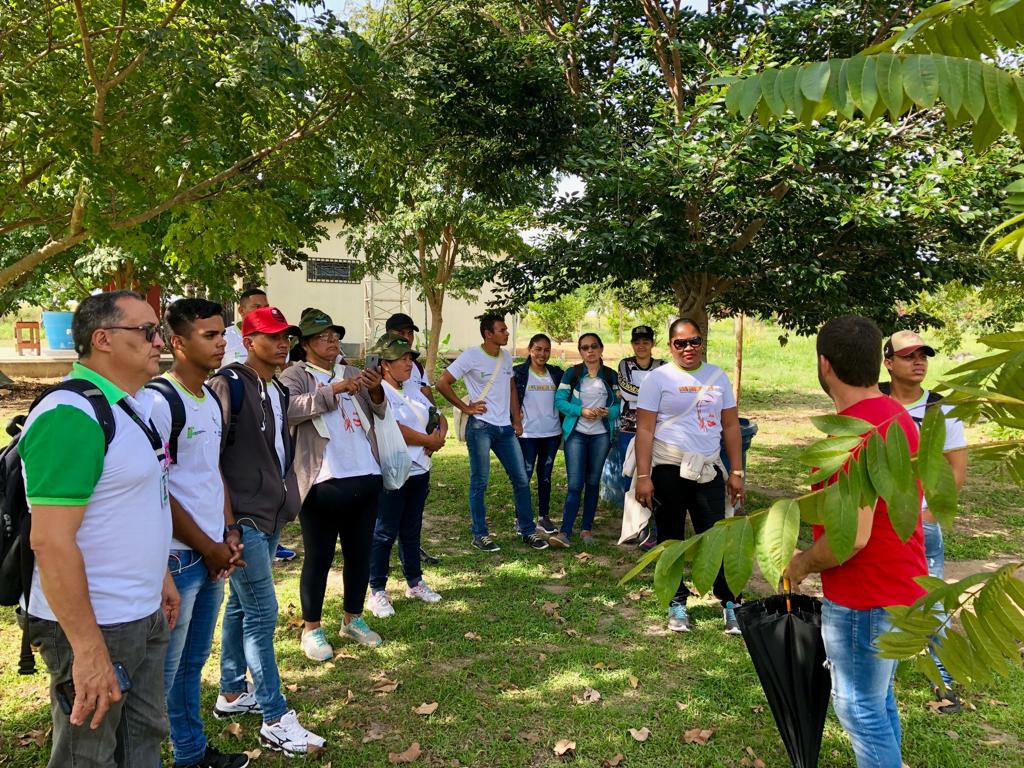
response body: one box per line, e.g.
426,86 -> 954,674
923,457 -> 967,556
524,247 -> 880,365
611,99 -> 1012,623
817,360 -> 831,396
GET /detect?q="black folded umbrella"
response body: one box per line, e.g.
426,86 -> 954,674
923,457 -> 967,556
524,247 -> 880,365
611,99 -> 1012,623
736,593 -> 831,768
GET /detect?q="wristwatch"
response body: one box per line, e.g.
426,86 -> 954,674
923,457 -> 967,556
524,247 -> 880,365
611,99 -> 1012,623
730,469 -> 744,477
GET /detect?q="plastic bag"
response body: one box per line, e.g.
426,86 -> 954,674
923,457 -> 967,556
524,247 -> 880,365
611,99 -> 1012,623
373,406 -> 412,490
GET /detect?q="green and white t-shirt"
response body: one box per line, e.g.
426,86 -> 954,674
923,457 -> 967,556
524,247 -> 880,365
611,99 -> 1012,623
150,374 -> 225,551
636,362 -> 735,456
307,364 -> 380,482
521,369 -> 561,439
446,346 -> 514,427
20,363 -> 172,625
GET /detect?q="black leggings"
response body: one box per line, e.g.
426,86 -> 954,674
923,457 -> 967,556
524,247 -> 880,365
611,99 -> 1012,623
653,464 -> 739,606
299,474 -> 382,620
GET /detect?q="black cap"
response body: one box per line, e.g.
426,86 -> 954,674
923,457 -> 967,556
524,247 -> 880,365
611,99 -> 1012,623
631,325 -> 655,342
385,312 -> 419,332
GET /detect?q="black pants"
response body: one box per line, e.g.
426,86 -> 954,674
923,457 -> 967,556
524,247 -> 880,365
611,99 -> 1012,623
653,464 -> 738,606
299,474 -> 382,620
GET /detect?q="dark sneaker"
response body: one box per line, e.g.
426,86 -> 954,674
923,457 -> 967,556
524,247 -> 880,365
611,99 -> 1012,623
637,525 -> 658,551
933,686 -> 962,714
523,533 -> 550,550
274,544 -> 296,562
419,546 -> 440,565
723,601 -> 742,635
548,532 -> 571,548
176,745 -> 250,768
537,516 -> 557,535
472,535 -> 501,553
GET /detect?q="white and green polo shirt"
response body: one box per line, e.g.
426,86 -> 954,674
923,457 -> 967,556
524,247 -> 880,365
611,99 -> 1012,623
20,363 -> 172,625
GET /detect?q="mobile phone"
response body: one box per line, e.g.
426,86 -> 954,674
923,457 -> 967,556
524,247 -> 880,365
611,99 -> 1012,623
364,353 -> 381,370
56,661 -> 132,715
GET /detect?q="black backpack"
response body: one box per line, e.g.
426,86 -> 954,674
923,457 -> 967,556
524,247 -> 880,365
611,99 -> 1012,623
144,377 -> 225,463
878,382 -> 943,426
209,368 -> 291,466
0,380 -> 116,674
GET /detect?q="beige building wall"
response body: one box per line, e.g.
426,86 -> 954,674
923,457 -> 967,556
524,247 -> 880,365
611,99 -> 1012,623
263,220 -> 517,356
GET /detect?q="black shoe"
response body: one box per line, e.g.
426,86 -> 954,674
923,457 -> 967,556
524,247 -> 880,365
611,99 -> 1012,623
419,546 -> 440,565
537,516 -> 557,535
176,745 -> 250,768
933,686 -> 962,714
472,535 -> 501,553
522,533 -> 550,550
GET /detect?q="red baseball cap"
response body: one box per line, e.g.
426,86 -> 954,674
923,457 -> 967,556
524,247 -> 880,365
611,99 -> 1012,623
242,306 -> 300,337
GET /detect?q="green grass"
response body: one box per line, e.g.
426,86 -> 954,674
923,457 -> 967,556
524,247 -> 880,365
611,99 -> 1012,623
2,319 -> 1023,766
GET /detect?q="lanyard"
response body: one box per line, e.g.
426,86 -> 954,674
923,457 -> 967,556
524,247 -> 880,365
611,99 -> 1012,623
116,400 -> 168,466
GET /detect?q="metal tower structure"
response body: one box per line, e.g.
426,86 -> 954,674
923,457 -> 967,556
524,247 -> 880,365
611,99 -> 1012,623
363,273 -> 408,353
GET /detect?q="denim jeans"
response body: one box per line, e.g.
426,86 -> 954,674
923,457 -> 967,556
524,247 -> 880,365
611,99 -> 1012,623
164,549 -> 225,764
29,609 -> 169,768
821,599 -> 903,768
560,429 -> 611,538
370,472 -> 431,590
466,416 -> 535,537
923,521 -> 954,688
518,435 -> 561,518
220,525 -> 287,723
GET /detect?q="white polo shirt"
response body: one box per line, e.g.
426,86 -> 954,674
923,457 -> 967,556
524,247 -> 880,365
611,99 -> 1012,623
221,323 -> 246,368
446,346 -> 514,427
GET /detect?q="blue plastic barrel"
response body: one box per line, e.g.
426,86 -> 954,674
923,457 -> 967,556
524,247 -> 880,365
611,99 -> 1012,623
41,311 -> 75,351
721,417 -> 759,476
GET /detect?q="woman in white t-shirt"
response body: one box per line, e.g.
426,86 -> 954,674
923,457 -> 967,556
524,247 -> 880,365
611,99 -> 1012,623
367,335 -> 448,619
512,334 -> 565,535
633,318 -> 744,635
549,333 -> 620,548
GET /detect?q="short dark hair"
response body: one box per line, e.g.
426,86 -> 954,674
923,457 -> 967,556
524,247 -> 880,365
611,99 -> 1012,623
239,288 -> 267,306
165,298 -> 224,337
669,317 -> 701,337
528,333 -> 551,348
480,314 -> 505,337
73,290 -> 145,357
816,315 -> 882,387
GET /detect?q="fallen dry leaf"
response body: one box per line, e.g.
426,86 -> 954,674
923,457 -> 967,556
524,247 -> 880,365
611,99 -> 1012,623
285,683 -> 299,692
287,616 -> 304,628
17,729 -> 49,748
542,601 -> 560,615
565,628 -> 580,637
414,701 -> 439,716
388,742 -> 422,764
675,702 -> 689,711
593,661 -> 607,670
308,744 -> 325,757
628,727 -> 651,743
341,689 -> 355,705
362,722 -> 388,743
751,704 -> 764,714
243,748 -> 262,760
334,650 -> 358,660
946,730 -> 960,740
518,731 -> 539,744
572,687 -> 602,705
324,661 -> 335,670
538,653 -> 547,662
925,698 -> 955,712
682,728 -> 714,745
551,568 -> 567,579
574,552 -> 594,561
372,678 -> 401,694
553,739 -> 576,756
602,754 -> 625,767
628,675 -> 639,689
989,699 -> 1009,706
464,631 -> 482,641
221,722 -> 243,741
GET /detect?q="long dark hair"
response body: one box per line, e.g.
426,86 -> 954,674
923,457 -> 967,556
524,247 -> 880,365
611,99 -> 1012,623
529,333 -> 551,348
577,332 -> 604,366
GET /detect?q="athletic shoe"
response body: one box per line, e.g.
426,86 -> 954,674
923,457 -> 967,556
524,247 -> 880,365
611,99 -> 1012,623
723,601 -> 742,635
175,744 -> 250,768
523,533 -> 550,550
213,685 -> 262,719
580,531 -> 595,545
668,601 -> 690,633
406,580 -> 442,603
300,627 -> 334,661
932,686 -> 963,714
472,535 -> 500,553
638,525 -> 658,552
537,516 -> 557,535
419,546 -> 440,565
367,590 -> 396,618
274,544 -> 296,562
548,532 -> 571,548
340,616 -> 382,647
259,710 -> 326,756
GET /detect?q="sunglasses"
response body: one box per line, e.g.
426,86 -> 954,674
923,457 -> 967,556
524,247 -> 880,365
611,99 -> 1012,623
103,323 -> 161,343
579,343 -> 602,352
671,336 -> 703,350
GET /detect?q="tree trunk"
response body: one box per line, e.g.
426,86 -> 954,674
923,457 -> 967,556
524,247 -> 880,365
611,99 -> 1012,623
424,293 -> 444,384
672,279 -> 711,361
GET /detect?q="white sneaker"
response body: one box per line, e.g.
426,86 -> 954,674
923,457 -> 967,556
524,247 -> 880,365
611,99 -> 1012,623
260,709 -> 326,756
213,684 -> 262,719
367,590 -> 396,618
405,580 -> 442,603
301,627 -> 334,662
340,615 -> 383,647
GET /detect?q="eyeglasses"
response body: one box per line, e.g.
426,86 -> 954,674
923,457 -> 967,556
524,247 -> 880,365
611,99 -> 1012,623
103,323 -> 161,343
579,343 -> 601,352
671,336 -> 703,350
311,331 -> 341,343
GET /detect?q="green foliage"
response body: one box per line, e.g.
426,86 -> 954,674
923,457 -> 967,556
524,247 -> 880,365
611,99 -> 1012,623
526,291 -> 588,342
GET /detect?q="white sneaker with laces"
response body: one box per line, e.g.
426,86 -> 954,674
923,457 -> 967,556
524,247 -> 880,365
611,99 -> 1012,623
260,709 -> 326,756
301,627 -> 334,662
367,590 -> 396,618
213,684 -> 262,719
405,580 -> 442,603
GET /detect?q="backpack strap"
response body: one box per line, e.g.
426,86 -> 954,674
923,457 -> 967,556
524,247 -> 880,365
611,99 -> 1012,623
211,369 -> 246,446
203,384 -> 228,452
926,390 -> 944,406
144,378 -> 186,464
31,379 -> 117,451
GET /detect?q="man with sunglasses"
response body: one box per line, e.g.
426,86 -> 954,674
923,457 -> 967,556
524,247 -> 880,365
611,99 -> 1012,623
21,290 -> 180,767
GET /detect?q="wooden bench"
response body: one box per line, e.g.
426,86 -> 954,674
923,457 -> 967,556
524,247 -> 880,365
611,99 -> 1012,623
14,321 -> 41,356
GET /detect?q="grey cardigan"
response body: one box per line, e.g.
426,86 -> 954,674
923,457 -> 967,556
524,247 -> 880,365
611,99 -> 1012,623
278,362 -> 389,502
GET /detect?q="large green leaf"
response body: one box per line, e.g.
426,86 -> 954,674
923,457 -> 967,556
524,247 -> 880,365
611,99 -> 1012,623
799,61 -> 830,102
866,431 -> 895,501
903,55 -> 940,107
797,435 -> 863,466
963,59 -> 986,119
760,68 -> 786,116
808,453 -> 853,484
914,653 -> 946,689
846,55 -> 878,116
809,414 -> 875,436
876,53 -> 905,116
618,539 -> 670,584
883,424 -> 919,542
653,537 -> 700,607
917,404 -> 948,490
691,524 -> 728,597
753,499 -> 800,590
723,518 -> 755,596
936,55 -> 967,115
962,608 -> 1011,677
822,470 -> 858,562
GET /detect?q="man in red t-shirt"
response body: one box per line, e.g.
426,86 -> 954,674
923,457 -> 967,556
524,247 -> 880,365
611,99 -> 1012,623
784,315 -> 927,768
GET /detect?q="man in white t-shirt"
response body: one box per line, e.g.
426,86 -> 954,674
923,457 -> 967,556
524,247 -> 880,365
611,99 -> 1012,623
222,288 -> 269,369
436,315 -> 549,553
882,330 -> 968,712
150,298 -> 249,768
21,290 -> 179,767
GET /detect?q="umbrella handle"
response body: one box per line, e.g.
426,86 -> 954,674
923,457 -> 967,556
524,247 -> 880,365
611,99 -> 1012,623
783,577 -> 792,613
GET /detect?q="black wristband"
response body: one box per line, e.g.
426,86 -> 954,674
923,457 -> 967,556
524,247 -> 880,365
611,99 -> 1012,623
225,523 -> 243,536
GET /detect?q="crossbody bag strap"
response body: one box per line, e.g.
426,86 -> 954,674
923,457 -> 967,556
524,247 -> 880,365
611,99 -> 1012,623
477,350 -> 505,401
385,381 -> 429,430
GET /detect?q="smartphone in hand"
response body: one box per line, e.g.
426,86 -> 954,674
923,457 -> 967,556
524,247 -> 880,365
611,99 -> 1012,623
56,661 -> 132,715
364,353 -> 381,370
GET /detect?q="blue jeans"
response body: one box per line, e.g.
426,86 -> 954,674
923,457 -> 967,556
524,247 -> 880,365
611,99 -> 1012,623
220,526 -> 287,723
822,599 -> 903,768
518,435 -> 561,518
165,550 -> 225,764
466,417 -> 535,537
560,430 -> 611,538
370,472 -> 431,590
923,521 -> 954,688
